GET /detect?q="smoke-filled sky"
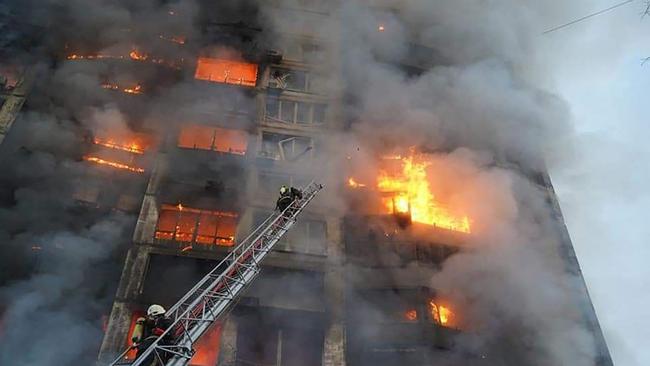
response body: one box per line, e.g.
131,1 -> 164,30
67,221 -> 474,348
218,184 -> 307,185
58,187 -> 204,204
540,1 -> 650,365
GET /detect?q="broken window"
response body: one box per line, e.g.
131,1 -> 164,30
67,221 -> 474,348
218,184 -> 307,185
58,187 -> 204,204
302,43 -> 325,63
178,124 -> 248,155
265,97 -> 327,125
312,103 -> 327,124
269,67 -> 319,93
253,211 -> 326,254
72,183 -> 101,205
279,39 -> 325,64
194,57 -> 258,87
280,100 -> 296,122
259,132 -> 314,161
155,204 -> 238,246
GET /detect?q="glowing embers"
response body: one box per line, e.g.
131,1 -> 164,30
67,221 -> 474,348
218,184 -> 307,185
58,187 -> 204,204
155,204 -> 238,246
377,152 -> 471,233
159,34 -> 186,45
93,136 -> 145,154
429,300 -> 456,328
101,83 -> 142,95
83,156 -> 145,173
66,47 -> 182,69
404,309 -> 418,322
177,124 -> 248,155
194,57 -> 258,87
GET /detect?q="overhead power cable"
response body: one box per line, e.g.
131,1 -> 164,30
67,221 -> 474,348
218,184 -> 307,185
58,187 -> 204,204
543,0 -> 634,34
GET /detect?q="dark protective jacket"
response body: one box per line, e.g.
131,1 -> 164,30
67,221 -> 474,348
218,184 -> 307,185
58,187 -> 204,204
135,315 -> 175,364
141,315 -> 174,341
276,187 -> 303,212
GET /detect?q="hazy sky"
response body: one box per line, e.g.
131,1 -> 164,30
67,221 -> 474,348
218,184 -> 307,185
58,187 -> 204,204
542,1 -> 650,365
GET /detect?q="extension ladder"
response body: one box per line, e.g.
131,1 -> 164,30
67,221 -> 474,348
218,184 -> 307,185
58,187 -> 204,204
109,181 -> 323,366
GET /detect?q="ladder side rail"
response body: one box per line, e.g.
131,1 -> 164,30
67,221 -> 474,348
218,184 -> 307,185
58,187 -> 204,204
160,182 -> 320,362
165,210 -> 279,317
164,188 -> 319,365
113,182 -> 321,366
133,207 -> 301,364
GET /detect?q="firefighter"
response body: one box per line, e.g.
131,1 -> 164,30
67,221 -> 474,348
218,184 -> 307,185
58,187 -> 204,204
133,304 -> 174,365
276,185 -> 303,212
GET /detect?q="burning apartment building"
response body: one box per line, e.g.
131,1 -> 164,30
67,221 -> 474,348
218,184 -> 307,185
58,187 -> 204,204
0,1 -> 613,366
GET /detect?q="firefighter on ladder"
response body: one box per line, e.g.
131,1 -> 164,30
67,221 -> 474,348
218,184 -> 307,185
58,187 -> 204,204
276,185 -> 303,213
131,304 -> 174,365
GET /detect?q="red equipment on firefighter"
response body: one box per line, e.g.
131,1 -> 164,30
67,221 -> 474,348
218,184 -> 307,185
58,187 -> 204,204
131,304 -> 174,365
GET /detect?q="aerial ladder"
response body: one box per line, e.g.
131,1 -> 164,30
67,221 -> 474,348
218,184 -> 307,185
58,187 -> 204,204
109,181 -> 323,366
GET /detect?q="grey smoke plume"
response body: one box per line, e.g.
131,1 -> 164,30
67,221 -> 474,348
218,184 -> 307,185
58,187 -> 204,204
330,1 -> 600,365
256,0 -> 603,365
0,0 -> 240,365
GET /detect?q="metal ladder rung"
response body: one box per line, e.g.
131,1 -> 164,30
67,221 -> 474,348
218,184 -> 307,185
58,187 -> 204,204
109,182 -> 322,366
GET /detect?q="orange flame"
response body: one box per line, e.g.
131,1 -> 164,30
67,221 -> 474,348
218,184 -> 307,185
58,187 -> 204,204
123,85 -> 142,94
67,54 -> 124,60
83,156 -> 144,173
101,83 -> 142,95
129,49 -> 148,61
429,300 -> 454,327
194,57 -> 258,86
93,137 -> 144,154
377,151 -> 470,233
67,52 -> 181,69
348,177 -> 366,188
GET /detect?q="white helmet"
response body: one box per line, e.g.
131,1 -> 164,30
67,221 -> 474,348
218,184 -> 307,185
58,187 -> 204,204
147,304 -> 166,317
280,185 -> 288,194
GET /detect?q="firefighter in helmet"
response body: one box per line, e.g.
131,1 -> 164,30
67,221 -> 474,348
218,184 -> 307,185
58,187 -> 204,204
276,185 -> 303,212
132,304 -> 174,365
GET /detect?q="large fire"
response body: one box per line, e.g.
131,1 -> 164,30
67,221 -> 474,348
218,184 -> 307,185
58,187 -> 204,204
194,57 -> 258,86
376,152 -> 471,233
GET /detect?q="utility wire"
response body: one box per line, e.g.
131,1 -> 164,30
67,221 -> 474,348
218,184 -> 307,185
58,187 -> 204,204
543,0 -> 634,34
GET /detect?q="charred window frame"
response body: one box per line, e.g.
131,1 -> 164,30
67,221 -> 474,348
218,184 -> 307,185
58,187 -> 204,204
265,96 -> 327,125
415,243 -> 459,267
177,124 -> 249,155
268,67 -> 305,91
281,39 -> 325,64
253,210 -> 327,254
258,132 -> 315,161
154,204 -> 238,246
194,57 -> 258,87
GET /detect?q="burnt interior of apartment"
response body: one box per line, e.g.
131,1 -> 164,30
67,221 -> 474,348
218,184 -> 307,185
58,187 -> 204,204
138,254 -> 326,366
343,203 -> 470,364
